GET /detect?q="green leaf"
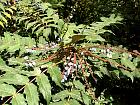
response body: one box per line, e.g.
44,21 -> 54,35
81,92 -> 91,105
71,35 -> 86,43
10,6 -> 16,11
50,99 -> 81,105
121,57 -> 136,70
40,3 -> 51,11
6,8 -> 14,14
0,3 -> 5,11
3,12 -> 11,19
32,24 -> 42,33
85,35 -> 105,42
26,21 -> 38,30
0,73 -> 29,85
36,74 -> 51,104
0,20 -> 4,27
99,66 -> 110,76
12,93 -> 27,105
111,70 -> 120,79
57,19 -> 64,30
43,28 -> 51,38
24,83 -> 39,105
47,8 -> 54,16
35,27 -> 44,36
73,80 -> 85,91
0,84 -> 16,97
94,71 -> 103,78
18,17 -> 30,24
0,65 -> 18,73
52,90 -> 82,102
121,70 -> 134,82
47,63 -> 62,87
0,15 -> 8,24
0,57 -> 5,65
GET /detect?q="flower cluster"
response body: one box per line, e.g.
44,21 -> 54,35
61,56 -> 81,82
24,56 -> 36,67
45,42 -> 58,50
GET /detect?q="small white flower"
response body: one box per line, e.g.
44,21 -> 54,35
45,46 -> 49,50
65,66 -> 69,70
33,45 -> 36,47
63,75 -> 67,80
106,49 -> 110,53
68,62 -> 73,66
57,38 -> 61,42
51,46 -> 55,48
29,63 -> 33,67
78,65 -> 82,69
26,49 -> 36,53
67,68 -> 71,76
26,49 -> 32,53
64,62 -> 67,65
61,79 -> 65,82
67,56 -> 70,60
71,58 -> 74,61
32,61 -> 36,66
25,63 -> 29,67
70,15 -> 73,19
128,54 -> 132,58
107,53 -> 112,58
73,64 -> 77,67
81,52 -> 84,55
101,49 -> 106,53
24,56 -> 29,60
90,48 -> 96,52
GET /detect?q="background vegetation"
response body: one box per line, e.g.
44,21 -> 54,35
0,0 -> 140,105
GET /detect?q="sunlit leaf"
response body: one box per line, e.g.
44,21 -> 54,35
24,83 -> 39,105
12,93 -> 27,105
0,84 -> 16,97
47,63 -> 62,87
3,12 -> 11,19
36,74 -> 51,104
0,21 -> 4,27
0,73 -> 29,85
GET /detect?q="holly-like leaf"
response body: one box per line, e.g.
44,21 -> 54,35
0,73 -> 29,85
36,74 -> 51,104
52,90 -> 82,102
43,28 -> 51,38
47,63 -> 62,87
24,83 -> 39,105
12,93 -> 27,105
121,70 -> 134,82
121,57 -> 136,71
0,83 -> 16,97
73,80 -> 85,91
81,92 -> 91,105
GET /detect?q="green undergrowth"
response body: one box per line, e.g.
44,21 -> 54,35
0,0 -> 140,105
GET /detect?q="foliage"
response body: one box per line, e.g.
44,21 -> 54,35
0,0 -> 140,105
59,0 -> 140,49
0,1 -> 16,28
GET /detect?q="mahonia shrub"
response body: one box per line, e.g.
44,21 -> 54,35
0,0 -> 140,105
